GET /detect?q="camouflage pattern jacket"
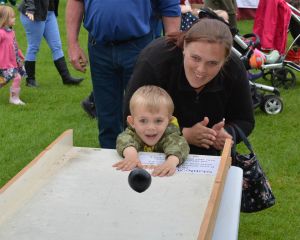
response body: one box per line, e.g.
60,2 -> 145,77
116,121 -> 190,165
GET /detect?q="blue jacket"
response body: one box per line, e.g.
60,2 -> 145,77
83,0 -> 180,44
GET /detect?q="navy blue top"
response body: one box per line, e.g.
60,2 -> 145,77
83,0 -> 180,44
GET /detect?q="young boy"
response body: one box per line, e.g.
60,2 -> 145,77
113,85 -> 190,177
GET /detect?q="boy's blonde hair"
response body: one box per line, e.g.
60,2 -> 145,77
130,85 -> 174,117
0,5 -> 15,28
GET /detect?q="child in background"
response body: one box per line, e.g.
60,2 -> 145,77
180,0 -> 229,31
0,5 -> 26,105
113,85 -> 190,177
180,0 -> 199,31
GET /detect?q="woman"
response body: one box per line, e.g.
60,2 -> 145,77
124,18 -> 255,155
18,0 -> 83,87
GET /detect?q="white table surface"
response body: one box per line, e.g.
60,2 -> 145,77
0,147 -> 243,240
213,166 -> 243,240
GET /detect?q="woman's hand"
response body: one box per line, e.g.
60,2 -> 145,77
182,117 -> 217,149
152,155 -> 179,177
180,5 -> 192,14
212,120 -> 233,150
25,12 -> 34,21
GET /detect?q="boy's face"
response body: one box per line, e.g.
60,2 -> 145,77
127,106 -> 170,147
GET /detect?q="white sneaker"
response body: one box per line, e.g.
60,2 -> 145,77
9,97 -> 25,105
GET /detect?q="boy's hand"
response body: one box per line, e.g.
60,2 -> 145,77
152,155 -> 179,177
113,157 -> 142,171
113,146 -> 142,171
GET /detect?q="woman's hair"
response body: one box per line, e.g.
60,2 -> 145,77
167,18 -> 233,58
0,5 -> 15,28
130,85 -> 174,117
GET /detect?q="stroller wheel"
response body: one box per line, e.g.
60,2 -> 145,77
263,70 -> 273,82
270,68 -> 296,89
260,95 -> 283,115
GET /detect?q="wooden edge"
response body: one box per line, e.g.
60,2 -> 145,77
198,138 -> 232,240
0,129 -> 73,194
0,129 -> 73,225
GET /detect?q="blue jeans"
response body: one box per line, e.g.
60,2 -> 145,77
88,33 -> 153,149
20,11 -> 64,61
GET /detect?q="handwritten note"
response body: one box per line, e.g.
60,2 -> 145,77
138,152 -> 220,176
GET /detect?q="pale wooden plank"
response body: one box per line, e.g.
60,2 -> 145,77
198,138 -> 232,240
0,130 -> 231,239
0,129 -> 73,225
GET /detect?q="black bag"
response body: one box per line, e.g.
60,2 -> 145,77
230,125 -> 276,213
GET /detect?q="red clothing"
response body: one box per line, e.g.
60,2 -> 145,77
253,0 -> 291,54
0,28 -> 19,69
180,0 -> 203,4
189,0 -> 203,3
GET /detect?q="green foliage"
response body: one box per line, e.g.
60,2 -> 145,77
0,4 -> 299,239
0,2 -> 97,186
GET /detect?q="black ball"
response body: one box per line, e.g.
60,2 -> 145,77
128,168 -> 152,193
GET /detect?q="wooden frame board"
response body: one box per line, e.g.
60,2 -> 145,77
0,129 -> 231,240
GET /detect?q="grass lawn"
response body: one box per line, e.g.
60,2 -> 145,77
1,3 -> 300,240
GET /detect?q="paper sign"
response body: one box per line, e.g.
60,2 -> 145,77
138,152 -> 220,175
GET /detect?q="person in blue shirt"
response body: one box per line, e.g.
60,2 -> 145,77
80,0 -> 166,120
66,0 -> 181,149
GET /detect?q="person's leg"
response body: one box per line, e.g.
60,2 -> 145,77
203,0 -> 237,28
118,33 -> 154,120
9,73 -> 25,105
81,91 -> 97,118
43,11 -> 64,60
226,0 -> 237,29
20,13 -> 45,87
88,38 -> 122,148
24,61 -> 36,87
204,0 -> 221,11
44,11 -> 83,85
88,33 -> 153,148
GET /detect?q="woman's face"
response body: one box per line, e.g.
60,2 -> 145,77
183,41 -> 226,91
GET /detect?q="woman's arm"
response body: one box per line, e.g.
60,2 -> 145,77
224,55 -> 255,140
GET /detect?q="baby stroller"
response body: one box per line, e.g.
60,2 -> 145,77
248,1 -> 300,89
198,8 -> 284,115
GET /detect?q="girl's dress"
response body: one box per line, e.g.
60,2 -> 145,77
0,27 -> 26,88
